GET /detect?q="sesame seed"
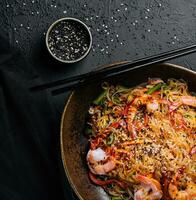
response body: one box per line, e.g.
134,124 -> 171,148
125,7 -> 128,11
63,10 -> 67,14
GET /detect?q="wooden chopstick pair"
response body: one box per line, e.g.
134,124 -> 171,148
30,44 -> 196,95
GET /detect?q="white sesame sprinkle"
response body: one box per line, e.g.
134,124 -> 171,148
120,3 -> 124,6
14,27 -> 17,31
6,4 -> 10,7
125,7 -> 128,11
159,3 -> 162,7
54,5 -> 57,8
106,51 -> 109,54
111,39 -> 114,42
106,46 -> 109,49
147,8 -> 150,12
97,44 -> 100,47
117,9 -> 120,12
15,40 -> 18,44
133,22 -> 136,26
145,16 -> 148,19
116,34 -> 119,37
32,0 -> 35,3
20,24 -> 23,27
96,15 -> 99,18
86,18 -> 89,21
135,20 -> 138,23
111,16 -> 114,19
147,29 -> 151,32
174,36 -> 177,39
23,2 -> 26,6
107,32 -> 110,35
96,28 -> 100,32
172,41 -> 175,44
36,11 -> 39,14
102,24 -> 105,27
90,17 -> 93,20
120,42 -> 123,45
63,10 -> 67,14
114,19 -> 117,22
84,4 -> 86,7
27,26 -> 30,29
100,48 -> 105,52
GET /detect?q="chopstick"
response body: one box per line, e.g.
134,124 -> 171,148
30,44 -> 196,95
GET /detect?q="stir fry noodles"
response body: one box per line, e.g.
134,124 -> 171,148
86,78 -> 196,200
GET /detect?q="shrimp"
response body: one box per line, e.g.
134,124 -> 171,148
87,148 -> 116,175
168,180 -> 196,200
134,175 -> 163,200
181,96 -> 196,107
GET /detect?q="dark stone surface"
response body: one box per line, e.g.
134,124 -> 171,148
0,0 -> 195,199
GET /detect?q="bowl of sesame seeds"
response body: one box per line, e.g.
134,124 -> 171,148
46,17 -> 92,63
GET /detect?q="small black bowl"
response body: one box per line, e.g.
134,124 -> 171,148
46,17 -> 92,63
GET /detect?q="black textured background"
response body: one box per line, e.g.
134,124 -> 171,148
0,0 -> 195,199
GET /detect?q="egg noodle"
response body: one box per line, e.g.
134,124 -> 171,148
86,79 -> 196,200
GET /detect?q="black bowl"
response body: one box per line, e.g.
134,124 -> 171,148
60,63 -> 196,200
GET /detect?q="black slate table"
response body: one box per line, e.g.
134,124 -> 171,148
0,0 -> 196,200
